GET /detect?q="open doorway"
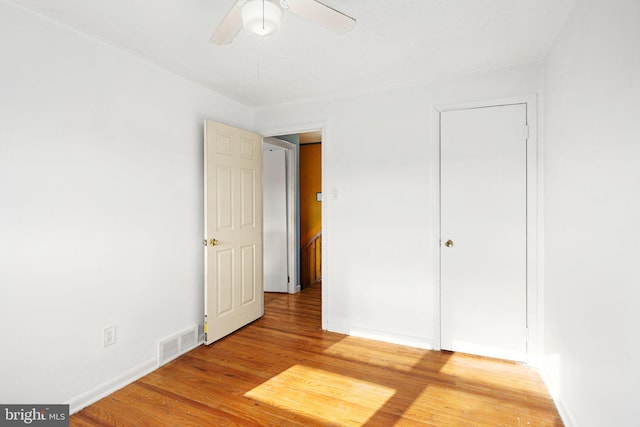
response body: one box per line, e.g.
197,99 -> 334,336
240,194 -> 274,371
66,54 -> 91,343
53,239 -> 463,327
262,130 -> 322,293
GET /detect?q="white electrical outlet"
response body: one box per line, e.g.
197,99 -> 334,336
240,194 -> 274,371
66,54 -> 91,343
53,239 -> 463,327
103,325 -> 116,347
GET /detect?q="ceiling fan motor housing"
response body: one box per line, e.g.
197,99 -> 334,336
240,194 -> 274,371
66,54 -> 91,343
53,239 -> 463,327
241,0 -> 283,36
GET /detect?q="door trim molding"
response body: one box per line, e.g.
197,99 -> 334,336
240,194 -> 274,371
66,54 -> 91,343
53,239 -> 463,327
432,95 -> 540,365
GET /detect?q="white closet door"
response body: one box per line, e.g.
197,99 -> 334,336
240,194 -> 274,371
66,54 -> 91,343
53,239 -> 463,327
440,104 -> 528,362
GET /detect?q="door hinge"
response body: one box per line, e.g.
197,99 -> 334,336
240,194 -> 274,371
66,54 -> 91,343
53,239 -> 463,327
287,276 -> 290,283
523,125 -> 530,140
525,327 -> 529,341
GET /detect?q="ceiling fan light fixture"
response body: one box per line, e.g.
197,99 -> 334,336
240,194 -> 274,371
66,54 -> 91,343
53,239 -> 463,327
241,0 -> 282,37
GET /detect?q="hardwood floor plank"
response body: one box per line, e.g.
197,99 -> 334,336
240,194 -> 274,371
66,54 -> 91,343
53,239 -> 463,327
71,283 -> 562,426
139,359 -> 313,426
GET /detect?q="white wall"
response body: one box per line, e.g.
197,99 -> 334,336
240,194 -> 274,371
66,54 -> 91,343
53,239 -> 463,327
0,1 -> 251,410
541,0 -> 640,425
254,62 -> 542,348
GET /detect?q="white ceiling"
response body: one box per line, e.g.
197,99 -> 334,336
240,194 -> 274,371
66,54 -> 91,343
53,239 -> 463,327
8,0 -> 575,107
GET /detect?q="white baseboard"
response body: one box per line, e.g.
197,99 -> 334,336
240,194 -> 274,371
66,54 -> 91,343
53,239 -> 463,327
68,325 -> 206,415
327,322 -> 434,350
67,357 -> 158,415
539,367 -> 577,427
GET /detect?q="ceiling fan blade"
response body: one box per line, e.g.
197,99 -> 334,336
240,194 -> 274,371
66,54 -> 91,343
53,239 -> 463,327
286,0 -> 355,34
210,1 -> 243,45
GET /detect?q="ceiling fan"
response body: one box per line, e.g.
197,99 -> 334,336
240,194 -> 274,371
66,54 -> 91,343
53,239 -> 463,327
211,0 -> 356,44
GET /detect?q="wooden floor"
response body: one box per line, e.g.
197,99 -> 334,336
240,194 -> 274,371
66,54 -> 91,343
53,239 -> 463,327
72,284 -> 562,426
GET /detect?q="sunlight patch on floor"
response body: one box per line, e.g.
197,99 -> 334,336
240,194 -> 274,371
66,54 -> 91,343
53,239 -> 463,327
438,353 -> 549,399
323,336 -> 423,372
403,383 -> 517,425
245,364 -> 395,425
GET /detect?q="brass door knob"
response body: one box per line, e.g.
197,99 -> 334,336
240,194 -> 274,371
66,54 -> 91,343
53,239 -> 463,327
209,238 -> 220,247
444,239 -> 454,248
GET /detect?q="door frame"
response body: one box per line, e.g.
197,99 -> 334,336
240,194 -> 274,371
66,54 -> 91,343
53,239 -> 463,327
264,137 -> 298,294
432,95 -> 541,365
259,122 -> 328,328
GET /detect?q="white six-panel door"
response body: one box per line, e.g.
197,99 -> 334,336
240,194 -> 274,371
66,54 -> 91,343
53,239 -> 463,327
440,104 -> 528,362
204,120 -> 263,344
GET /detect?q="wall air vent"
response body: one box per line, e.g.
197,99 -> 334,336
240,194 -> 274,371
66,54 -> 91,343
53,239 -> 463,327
159,337 -> 179,365
158,325 -> 199,366
180,328 -> 197,351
